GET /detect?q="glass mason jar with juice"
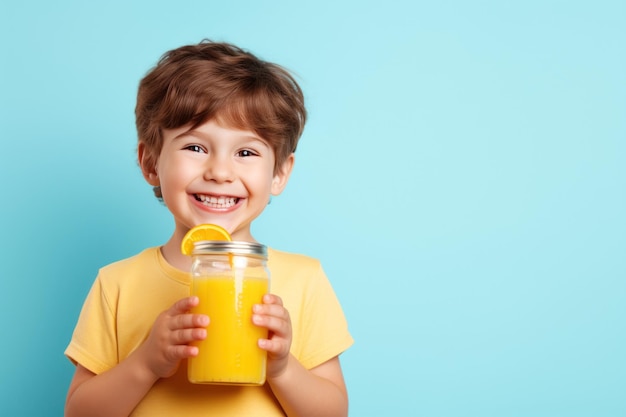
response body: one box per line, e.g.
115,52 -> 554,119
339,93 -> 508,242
187,240 -> 270,385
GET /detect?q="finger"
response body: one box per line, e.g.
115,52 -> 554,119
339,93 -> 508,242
165,344 -> 199,361
170,327 -> 207,345
252,313 -> 290,337
170,313 -> 209,330
262,293 -> 283,306
253,303 -> 289,320
170,296 -> 200,314
258,337 -> 289,355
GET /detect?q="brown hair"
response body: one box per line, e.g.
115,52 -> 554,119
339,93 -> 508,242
136,40 -> 306,176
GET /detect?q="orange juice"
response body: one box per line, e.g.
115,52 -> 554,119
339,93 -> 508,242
188,275 -> 268,385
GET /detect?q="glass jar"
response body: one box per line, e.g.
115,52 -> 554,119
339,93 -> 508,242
187,241 -> 270,385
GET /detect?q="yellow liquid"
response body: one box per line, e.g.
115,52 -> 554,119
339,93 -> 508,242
188,276 -> 268,385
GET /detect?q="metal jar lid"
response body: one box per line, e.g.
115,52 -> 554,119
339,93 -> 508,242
191,240 -> 267,258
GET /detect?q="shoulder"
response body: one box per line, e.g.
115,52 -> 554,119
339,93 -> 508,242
97,247 -> 160,283
266,248 -> 332,297
267,248 -> 324,278
268,247 -> 321,267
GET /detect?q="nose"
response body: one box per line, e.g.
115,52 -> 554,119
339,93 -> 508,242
204,154 -> 235,183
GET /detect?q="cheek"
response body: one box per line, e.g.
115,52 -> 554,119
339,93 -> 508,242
157,161 -> 190,193
250,177 -> 274,195
159,153 -> 195,178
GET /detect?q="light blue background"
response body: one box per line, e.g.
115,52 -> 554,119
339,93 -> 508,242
1,1 -> 624,415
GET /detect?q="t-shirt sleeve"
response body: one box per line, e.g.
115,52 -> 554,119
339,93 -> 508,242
293,261 -> 353,369
64,274 -> 119,374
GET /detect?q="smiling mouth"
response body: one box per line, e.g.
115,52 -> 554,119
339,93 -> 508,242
194,194 -> 239,209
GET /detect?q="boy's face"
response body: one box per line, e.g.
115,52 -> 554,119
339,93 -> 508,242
141,119 -> 293,242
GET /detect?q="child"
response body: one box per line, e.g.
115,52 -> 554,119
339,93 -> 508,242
64,40 -> 353,417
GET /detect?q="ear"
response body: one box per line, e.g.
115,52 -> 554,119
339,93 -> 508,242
138,142 -> 160,186
271,153 -> 295,196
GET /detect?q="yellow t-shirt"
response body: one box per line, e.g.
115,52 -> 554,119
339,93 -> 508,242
65,247 -> 353,416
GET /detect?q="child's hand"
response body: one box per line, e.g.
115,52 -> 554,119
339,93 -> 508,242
252,294 -> 292,379
140,296 -> 208,379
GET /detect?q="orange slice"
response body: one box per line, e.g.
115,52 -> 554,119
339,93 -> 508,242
181,223 -> 232,256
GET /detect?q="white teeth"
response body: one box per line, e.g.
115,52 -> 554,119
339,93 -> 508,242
196,194 -> 237,208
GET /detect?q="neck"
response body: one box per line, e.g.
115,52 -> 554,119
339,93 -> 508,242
160,237 -> 192,271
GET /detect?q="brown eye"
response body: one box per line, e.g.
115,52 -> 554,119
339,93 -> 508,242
238,149 -> 257,157
185,145 -> 206,153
